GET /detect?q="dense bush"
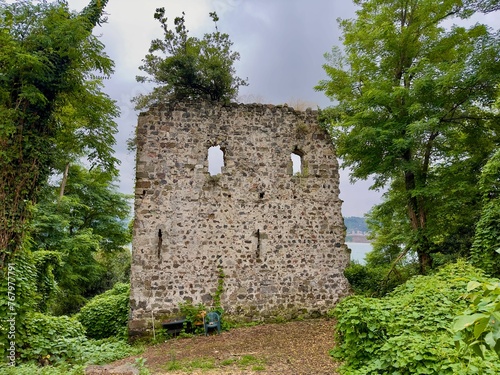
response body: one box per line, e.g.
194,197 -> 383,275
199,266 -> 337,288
344,260 -> 418,297
0,363 -> 85,375
18,313 -> 86,365
77,283 -> 130,339
0,336 -> 140,373
331,261 -> 500,374
1,305 -> 139,369
453,279 -> 500,358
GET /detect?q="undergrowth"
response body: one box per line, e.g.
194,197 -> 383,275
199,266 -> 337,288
0,338 -> 142,375
162,354 -> 266,373
331,260 -> 500,374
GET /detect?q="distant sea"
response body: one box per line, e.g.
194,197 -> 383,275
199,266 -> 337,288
346,242 -> 373,265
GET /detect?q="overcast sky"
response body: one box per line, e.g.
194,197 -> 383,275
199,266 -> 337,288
63,0 -> 498,217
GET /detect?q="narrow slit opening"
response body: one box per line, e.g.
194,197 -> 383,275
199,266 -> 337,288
256,229 -> 261,258
157,229 -> 162,258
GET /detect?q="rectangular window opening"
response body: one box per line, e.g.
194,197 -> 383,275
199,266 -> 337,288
208,145 -> 225,176
291,152 -> 302,175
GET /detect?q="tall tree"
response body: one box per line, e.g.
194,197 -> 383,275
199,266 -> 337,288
316,0 -> 500,272
0,0 -> 119,269
31,165 -> 131,314
134,8 -> 247,109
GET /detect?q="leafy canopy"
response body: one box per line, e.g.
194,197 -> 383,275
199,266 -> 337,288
30,165 -> 132,315
134,8 -> 248,109
317,0 -> 500,272
0,0 -> 119,268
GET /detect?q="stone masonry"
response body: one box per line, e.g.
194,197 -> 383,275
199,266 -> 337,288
129,100 -> 350,335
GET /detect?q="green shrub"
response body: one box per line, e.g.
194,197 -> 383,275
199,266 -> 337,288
78,338 -> 143,365
0,363 -> 85,375
0,337 -> 140,373
344,260 -> 417,297
453,279 -> 500,358
178,301 -> 208,334
17,313 -> 86,365
77,283 -> 130,340
332,261 -> 500,374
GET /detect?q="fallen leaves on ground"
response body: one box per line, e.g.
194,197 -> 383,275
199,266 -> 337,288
113,319 -> 341,374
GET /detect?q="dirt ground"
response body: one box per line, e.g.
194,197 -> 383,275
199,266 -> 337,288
114,319 -> 341,374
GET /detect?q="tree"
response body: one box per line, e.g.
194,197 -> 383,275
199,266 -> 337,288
134,8 -> 248,109
316,0 -> 500,272
30,165 -> 131,314
0,0 -> 119,270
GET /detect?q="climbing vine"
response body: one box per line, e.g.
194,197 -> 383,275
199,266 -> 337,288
213,265 -> 225,312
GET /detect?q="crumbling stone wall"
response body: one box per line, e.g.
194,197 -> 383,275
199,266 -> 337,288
129,101 -> 350,335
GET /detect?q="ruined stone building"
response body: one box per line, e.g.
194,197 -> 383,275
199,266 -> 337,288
129,101 -> 350,335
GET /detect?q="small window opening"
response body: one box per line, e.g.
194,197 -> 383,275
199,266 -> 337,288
208,145 -> 224,176
157,229 -> 162,258
259,192 -> 265,199
291,150 -> 303,175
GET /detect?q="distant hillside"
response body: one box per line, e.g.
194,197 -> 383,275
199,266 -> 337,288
344,216 -> 368,234
344,217 -> 370,243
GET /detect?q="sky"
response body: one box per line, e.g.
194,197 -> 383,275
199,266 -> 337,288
63,0 -> 498,217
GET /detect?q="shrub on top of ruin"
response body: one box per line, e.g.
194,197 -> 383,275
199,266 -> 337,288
134,9 -> 248,109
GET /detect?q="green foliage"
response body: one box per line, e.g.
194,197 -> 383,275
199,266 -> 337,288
0,252 -> 38,361
0,0 -> 118,269
78,338 -> 142,365
470,149 -> 500,276
213,266 -> 225,312
344,260 -> 418,296
332,261 -> 500,374
32,250 -> 62,312
178,301 -> 208,334
162,354 -> 265,373
0,336 -> 140,373
453,279 -> 500,358
135,357 -> 152,375
17,313 -> 86,365
30,165 -> 131,314
316,0 -> 500,272
0,334 -> 140,371
471,201 -> 500,275
0,255 -> 136,367
0,363 -> 85,375
77,283 -> 130,340
345,211 -> 420,296
134,9 -> 247,109
176,267 -> 227,334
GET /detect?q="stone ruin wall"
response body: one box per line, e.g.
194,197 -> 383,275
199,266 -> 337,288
129,101 -> 350,335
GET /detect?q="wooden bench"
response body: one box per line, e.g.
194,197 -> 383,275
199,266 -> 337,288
161,318 -> 186,336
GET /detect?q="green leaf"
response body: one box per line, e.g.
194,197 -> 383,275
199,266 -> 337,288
474,317 -> 490,339
453,314 -> 489,331
470,342 -> 485,359
484,331 -> 496,350
467,281 -> 483,292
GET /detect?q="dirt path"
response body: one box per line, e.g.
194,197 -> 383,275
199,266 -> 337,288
114,319 -> 341,374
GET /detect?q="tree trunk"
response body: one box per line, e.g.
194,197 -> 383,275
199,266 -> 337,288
405,170 -> 432,273
0,154 -> 43,270
59,163 -> 70,200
